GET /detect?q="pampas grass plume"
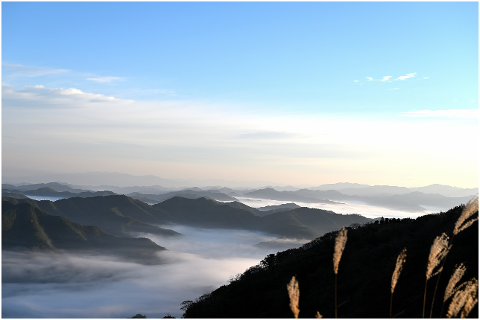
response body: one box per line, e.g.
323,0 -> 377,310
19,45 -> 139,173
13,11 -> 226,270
391,247 -> 407,293
446,278 -> 478,318
444,263 -> 467,303
426,233 -> 452,280
454,197 -> 479,236
287,276 -> 300,319
333,227 -> 348,274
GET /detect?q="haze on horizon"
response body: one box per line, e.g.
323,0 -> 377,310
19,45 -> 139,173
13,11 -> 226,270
2,2 -> 478,189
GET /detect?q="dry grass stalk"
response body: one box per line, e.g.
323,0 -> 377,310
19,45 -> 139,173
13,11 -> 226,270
453,197 -> 479,236
446,278 -> 478,318
333,227 -> 348,274
423,233 -> 452,317
426,233 -> 452,280
461,289 -> 478,318
444,263 -> 467,303
315,311 -> 322,318
391,247 -> 407,318
391,247 -> 407,293
333,227 -> 347,318
287,276 -> 300,319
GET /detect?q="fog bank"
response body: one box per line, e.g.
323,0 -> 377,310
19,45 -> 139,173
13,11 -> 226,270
2,226 -> 287,318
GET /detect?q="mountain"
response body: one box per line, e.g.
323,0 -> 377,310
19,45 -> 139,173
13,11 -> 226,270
21,187 -> 116,198
313,183 -> 477,198
3,192 -> 371,243
127,189 -> 237,204
13,195 -> 181,238
154,196 -> 372,240
242,187 -> 474,213
390,192 -> 475,209
3,182 -> 86,193
245,188 -> 339,204
2,199 -> 166,264
258,203 -> 301,212
310,182 -> 370,190
414,184 -> 478,198
3,171 -> 278,189
182,203 -> 478,318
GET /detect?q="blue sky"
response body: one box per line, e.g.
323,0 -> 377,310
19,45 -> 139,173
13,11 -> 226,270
2,2 -> 478,188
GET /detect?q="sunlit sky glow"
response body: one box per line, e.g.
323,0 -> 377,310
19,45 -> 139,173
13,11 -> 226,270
2,2 -> 478,188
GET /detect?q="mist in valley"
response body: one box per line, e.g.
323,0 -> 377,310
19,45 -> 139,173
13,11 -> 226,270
2,226 -> 289,318
233,197 -> 433,219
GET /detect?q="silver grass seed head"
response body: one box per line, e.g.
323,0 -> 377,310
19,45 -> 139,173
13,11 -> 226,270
391,247 -> 407,293
444,263 -> 467,303
287,276 -> 300,319
454,197 -> 479,236
426,233 -> 452,280
333,227 -> 348,274
446,278 -> 478,318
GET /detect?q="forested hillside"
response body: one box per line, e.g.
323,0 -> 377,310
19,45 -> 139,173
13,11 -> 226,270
182,202 -> 478,318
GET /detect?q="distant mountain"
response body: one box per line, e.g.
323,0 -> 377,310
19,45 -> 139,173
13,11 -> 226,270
241,187 -> 474,213
3,171 -> 279,189
21,187 -> 116,198
2,199 -> 166,264
182,203 -> 478,318
4,182 -> 87,193
127,189 -> 237,204
311,183 -> 477,198
257,203 -> 301,215
310,182 -> 370,190
390,192 -> 475,209
245,188 -> 340,204
414,184 -> 478,198
14,195 -> 181,238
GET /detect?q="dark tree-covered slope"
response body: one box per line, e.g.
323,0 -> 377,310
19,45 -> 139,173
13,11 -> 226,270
183,204 -> 478,318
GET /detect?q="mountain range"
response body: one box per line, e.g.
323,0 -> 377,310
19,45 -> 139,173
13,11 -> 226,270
2,194 -> 373,257
4,180 -> 476,214
2,198 -> 166,264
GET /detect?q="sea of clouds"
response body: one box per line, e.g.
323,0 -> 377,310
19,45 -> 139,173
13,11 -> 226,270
2,227 -> 285,318
2,195 -> 440,318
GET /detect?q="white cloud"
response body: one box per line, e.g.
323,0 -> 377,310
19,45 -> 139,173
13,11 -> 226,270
353,80 -> 359,83
366,76 -> 374,81
381,76 -> 392,82
2,63 -> 69,77
423,77 -> 430,80
400,109 -> 479,118
2,83 -> 132,107
86,76 -> 123,83
395,72 -> 417,81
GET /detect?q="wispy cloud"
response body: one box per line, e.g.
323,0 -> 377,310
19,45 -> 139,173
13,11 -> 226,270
381,76 -> 392,82
395,72 -> 416,81
2,83 -> 132,107
86,76 -> 123,83
400,109 -> 479,118
366,76 -> 374,81
3,63 -> 69,77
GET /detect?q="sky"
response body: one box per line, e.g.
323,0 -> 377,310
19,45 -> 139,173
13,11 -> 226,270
2,2 -> 479,188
